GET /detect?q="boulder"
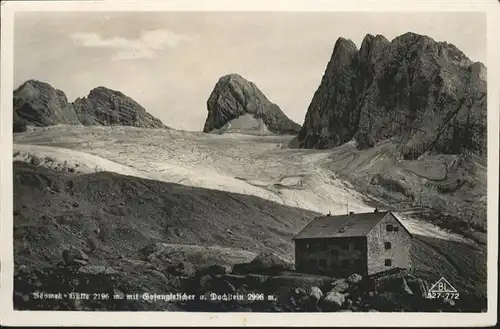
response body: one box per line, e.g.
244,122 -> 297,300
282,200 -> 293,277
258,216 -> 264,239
330,279 -> 350,293
347,273 -> 363,284
233,252 -> 294,275
412,278 -> 430,299
164,261 -> 196,277
308,286 -> 323,302
293,287 -> 307,299
197,274 -> 237,295
400,278 -> 414,295
61,246 -> 89,266
248,252 -> 295,274
195,264 -> 229,277
319,291 -> 345,311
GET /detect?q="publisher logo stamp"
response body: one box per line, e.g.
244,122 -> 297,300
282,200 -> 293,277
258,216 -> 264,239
427,277 -> 460,300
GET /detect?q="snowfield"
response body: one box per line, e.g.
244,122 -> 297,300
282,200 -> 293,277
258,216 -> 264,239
13,125 -> 469,242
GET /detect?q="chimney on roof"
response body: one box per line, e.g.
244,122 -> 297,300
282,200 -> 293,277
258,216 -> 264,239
327,211 -> 331,217
374,207 -> 379,213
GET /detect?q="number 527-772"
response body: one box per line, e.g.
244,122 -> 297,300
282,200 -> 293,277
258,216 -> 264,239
428,292 -> 460,299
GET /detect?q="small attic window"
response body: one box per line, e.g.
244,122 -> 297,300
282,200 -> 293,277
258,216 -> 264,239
386,224 -> 394,232
393,226 -> 399,232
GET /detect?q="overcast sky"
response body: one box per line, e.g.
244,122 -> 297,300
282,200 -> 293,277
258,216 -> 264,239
14,11 -> 486,131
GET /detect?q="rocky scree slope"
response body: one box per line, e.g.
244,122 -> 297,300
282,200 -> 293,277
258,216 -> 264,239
13,80 -> 168,131
15,249 -> 485,312
203,74 -> 301,135
297,32 -> 486,160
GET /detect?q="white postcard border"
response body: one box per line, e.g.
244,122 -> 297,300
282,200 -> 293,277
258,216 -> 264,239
1,0 -> 498,327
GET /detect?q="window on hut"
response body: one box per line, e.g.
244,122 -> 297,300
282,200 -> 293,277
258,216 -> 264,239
385,242 -> 392,249
385,259 -> 392,266
393,226 -> 399,232
386,224 -> 394,232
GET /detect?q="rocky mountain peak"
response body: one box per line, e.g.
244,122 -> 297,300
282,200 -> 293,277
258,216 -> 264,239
203,73 -> 301,135
333,37 -> 358,53
469,62 -> 487,81
13,79 -> 80,129
330,38 -> 359,65
87,86 -> 128,99
359,34 -> 390,64
18,79 -> 50,91
13,80 -> 168,130
73,86 -> 167,128
223,73 -> 247,84
296,32 -> 486,159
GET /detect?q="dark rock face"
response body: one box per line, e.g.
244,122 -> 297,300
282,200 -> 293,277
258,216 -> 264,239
13,110 -> 28,133
299,38 -> 362,149
13,80 -> 168,130
297,32 -> 487,159
13,80 -> 80,129
203,74 -> 301,135
73,86 -> 167,128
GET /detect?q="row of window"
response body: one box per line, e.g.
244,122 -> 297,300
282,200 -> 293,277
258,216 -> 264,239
386,224 -> 399,232
307,258 -> 393,267
309,258 -> 364,268
302,224 -> 398,251
303,240 -> 363,251
304,241 -> 392,250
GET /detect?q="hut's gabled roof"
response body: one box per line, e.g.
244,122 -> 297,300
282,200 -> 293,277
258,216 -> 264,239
293,211 -> 411,240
